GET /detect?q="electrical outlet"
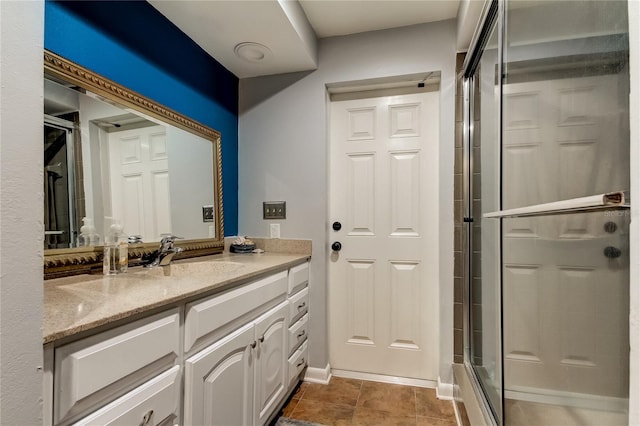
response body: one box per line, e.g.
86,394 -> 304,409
202,205 -> 214,222
270,223 -> 281,239
263,201 -> 286,219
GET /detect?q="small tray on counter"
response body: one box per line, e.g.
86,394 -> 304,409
230,244 -> 256,253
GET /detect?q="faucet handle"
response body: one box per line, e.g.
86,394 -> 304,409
159,234 -> 182,250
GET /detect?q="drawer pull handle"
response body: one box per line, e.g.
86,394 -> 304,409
258,336 -> 265,343
296,358 -> 305,367
297,330 -> 306,338
140,410 -> 153,426
251,341 -> 257,349
297,302 -> 306,310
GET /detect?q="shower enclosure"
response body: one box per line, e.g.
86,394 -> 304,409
44,114 -> 79,249
462,1 -> 630,424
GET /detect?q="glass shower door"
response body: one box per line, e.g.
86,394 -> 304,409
467,15 -> 503,423
465,1 -> 631,424
500,1 -> 630,424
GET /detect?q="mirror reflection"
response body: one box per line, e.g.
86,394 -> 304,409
44,76 -> 217,249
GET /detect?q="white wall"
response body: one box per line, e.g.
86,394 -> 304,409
167,126 -> 215,239
78,93 -> 124,237
628,1 -> 639,424
239,20 -> 457,386
0,0 -> 45,424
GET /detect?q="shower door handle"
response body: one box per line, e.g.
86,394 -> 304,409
604,246 -> 622,259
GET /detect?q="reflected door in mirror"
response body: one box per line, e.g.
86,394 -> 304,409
108,125 -> 172,242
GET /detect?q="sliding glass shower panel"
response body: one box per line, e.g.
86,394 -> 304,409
44,123 -> 73,249
502,0 -> 629,208
468,16 -> 502,422
501,1 -> 630,424
502,212 -> 629,425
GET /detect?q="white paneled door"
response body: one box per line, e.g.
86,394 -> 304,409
502,75 -> 630,397
108,125 -> 171,241
329,91 -> 439,380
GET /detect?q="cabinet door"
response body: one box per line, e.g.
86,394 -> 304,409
184,322 -> 254,426
253,301 -> 289,426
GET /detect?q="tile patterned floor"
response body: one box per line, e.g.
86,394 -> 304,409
275,377 -> 457,426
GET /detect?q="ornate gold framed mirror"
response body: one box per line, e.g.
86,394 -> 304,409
43,50 -> 224,279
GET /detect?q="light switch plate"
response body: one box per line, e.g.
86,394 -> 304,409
263,201 -> 286,219
270,223 -> 281,239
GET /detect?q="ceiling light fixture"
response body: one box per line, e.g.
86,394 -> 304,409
234,42 -> 272,63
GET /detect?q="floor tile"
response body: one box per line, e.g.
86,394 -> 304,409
290,399 -> 354,425
352,407 -> 417,426
281,398 -> 299,418
292,382 -> 309,400
356,381 -> 417,416
415,387 -> 455,420
302,377 -> 362,407
417,415 -> 457,426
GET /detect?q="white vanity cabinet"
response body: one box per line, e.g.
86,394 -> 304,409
46,259 -> 311,426
184,301 -> 289,426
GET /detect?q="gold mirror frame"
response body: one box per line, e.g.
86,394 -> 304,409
44,50 -> 224,279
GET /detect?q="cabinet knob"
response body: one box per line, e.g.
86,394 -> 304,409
604,246 -> 622,258
297,330 -> 306,338
297,301 -> 306,310
251,341 -> 257,349
258,336 -> 265,343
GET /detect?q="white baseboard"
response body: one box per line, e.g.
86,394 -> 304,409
437,376 -> 454,400
304,364 -> 332,384
331,369 -> 437,389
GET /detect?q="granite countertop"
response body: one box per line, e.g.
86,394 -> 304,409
43,251 -> 310,344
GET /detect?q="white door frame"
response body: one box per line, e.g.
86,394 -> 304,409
326,84 -> 441,386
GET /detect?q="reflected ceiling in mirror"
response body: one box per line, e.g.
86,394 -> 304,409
44,50 -> 224,278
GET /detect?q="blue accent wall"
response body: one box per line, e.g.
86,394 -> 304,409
45,0 -> 238,236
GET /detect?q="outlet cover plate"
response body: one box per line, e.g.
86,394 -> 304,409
202,205 -> 214,222
263,201 -> 286,219
270,223 -> 281,239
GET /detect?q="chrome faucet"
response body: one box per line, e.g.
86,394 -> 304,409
142,235 -> 183,267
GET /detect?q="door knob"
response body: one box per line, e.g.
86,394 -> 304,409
604,246 -> 622,259
331,242 -> 342,251
332,221 -> 342,231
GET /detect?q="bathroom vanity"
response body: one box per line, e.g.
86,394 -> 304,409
42,252 -> 310,426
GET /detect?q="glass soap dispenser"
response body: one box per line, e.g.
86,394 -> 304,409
77,217 -> 101,247
103,219 -> 128,275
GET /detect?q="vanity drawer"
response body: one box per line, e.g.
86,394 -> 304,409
54,309 -> 180,424
288,287 -> 309,326
184,270 -> 288,352
288,262 -> 309,295
288,313 -> 309,356
287,341 -> 308,389
72,365 -> 180,426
